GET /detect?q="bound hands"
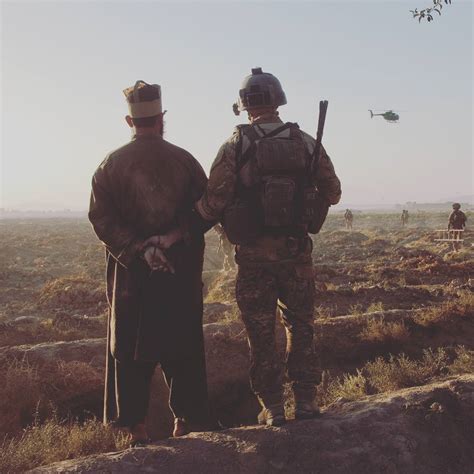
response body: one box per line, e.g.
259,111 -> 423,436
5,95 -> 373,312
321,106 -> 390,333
141,228 -> 183,274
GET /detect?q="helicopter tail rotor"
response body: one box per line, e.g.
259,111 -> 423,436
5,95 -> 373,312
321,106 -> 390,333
369,110 -> 374,118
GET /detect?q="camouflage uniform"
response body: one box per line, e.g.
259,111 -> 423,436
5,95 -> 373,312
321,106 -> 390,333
196,114 -> 341,408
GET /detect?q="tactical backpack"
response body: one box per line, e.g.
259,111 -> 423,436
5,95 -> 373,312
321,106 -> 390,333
223,122 -> 327,244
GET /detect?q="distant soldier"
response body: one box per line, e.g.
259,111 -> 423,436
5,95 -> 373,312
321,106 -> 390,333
448,203 -> 467,251
344,209 -> 353,230
401,209 -> 409,227
89,80 -> 212,444
193,68 -> 342,426
214,224 -> 235,271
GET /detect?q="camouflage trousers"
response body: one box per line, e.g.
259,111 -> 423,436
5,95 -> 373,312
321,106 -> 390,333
236,260 -> 318,407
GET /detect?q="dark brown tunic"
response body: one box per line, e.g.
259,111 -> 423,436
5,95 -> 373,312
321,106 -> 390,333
89,134 -> 207,362
89,134 -> 210,427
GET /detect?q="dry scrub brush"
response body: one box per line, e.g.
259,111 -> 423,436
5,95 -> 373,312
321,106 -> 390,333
0,360 -> 42,436
0,418 -> 130,473
415,291 -> 473,327
0,359 -> 102,437
360,317 -> 410,343
319,346 -> 474,406
38,274 -> 105,312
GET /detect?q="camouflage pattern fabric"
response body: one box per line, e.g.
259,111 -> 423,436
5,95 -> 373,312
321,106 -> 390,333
196,114 -> 341,408
236,254 -> 318,405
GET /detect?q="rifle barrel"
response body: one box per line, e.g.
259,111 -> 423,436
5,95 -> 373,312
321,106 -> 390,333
311,100 -> 328,174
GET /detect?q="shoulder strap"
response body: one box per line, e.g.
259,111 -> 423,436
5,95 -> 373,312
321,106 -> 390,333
236,122 -> 298,174
260,121 -> 295,139
235,125 -> 258,174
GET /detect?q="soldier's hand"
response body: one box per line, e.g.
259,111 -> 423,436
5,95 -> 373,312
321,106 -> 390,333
143,246 -> 175,274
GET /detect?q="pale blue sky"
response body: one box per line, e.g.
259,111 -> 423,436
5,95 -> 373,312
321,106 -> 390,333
1,0 -> 472,210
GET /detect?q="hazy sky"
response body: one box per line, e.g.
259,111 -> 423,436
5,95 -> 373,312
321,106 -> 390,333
1,0 -> 472,210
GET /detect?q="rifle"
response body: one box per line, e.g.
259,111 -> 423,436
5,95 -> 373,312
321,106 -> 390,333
307,100 -> 330,234
311,100 -> 328,176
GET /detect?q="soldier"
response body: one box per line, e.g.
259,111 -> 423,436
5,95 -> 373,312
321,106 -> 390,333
88,80 -> 212,444
214,223 -> 235,271
448,203 -> 467,251
401,209 -> 409,226
344,209 -> 353,230
192,68 -> 341,426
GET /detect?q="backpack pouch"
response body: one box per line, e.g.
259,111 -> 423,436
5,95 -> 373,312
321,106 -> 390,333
262,177 -> 296,227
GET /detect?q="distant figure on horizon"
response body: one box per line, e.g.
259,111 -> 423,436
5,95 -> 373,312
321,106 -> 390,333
344,209 -> 353,230
401,209 -> 409,227
448,203 -> 467,251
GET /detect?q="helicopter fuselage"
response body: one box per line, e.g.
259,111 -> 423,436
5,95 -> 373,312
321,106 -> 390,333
369,109 -> 399,122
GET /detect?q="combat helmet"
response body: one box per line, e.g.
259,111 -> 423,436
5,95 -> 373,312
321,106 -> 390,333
234,67 -> 287,114
452,203 -> 461,210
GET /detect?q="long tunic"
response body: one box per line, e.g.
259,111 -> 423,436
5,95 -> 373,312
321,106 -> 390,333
89,134 -> 207,362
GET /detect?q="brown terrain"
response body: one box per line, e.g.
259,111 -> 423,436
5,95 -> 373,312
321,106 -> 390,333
0,211 -> 473,472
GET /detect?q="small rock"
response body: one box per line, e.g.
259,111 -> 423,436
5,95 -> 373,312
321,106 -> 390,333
430,402 -> 444,413
13,316 -> 38,325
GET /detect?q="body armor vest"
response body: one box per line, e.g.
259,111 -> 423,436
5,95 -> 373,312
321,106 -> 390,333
223,122 -> 325,244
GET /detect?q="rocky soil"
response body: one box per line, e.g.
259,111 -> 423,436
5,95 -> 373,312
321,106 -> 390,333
31,376 -> 474,474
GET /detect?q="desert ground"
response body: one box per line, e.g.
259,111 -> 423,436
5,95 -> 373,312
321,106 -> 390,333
0,210 -> 473,472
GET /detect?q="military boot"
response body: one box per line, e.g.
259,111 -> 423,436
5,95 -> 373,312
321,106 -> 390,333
293,385 -> 320,420
295,400 -> 320,420
294,390 -> 320,420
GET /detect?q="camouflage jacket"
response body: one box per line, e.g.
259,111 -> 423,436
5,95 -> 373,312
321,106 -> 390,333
196,115 -> 342,263
89,134 -> 207,267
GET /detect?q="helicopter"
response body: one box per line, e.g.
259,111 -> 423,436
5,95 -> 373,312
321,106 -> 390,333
369,109 -> 400,123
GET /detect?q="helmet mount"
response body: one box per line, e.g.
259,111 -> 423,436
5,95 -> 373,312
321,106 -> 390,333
235,67 -> 287,113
